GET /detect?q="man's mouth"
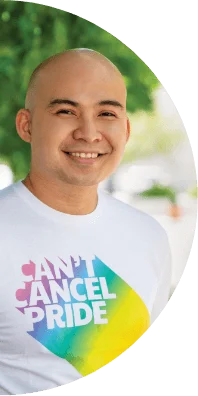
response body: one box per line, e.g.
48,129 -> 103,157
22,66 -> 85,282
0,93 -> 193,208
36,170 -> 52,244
63,151 -> 106,164
66,152 -> 103,158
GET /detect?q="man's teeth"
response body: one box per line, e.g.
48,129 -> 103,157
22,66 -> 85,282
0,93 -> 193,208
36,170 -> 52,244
70,153 -> 99,158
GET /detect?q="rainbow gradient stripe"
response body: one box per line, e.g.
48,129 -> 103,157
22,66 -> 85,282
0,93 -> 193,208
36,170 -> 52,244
16,256 -> 150,376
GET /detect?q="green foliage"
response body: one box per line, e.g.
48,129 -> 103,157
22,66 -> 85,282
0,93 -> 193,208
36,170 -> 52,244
188,185 -> 198,199
138,183 -> 177,204
0,1 -> 159,181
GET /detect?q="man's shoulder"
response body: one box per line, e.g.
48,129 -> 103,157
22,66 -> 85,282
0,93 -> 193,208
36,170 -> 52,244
0,183 -> 19,215
0,182 -> 16,200
100,189 -> 168,241
100,191 -> 171,278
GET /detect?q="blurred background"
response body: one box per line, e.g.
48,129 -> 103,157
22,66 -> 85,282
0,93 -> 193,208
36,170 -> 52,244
0,1 -> 197,294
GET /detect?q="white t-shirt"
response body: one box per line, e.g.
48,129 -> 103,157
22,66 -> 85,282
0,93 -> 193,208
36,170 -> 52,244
0,181 -> 171,394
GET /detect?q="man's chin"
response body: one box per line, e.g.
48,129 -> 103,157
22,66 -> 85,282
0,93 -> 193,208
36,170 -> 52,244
56,173 -> 100,188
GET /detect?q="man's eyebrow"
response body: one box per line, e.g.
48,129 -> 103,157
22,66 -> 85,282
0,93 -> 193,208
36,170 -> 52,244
47,98 -> 124,109
47,99 -> 79,108
98,100 -> 124,109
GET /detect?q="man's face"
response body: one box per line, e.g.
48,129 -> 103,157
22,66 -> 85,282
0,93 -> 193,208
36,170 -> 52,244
26,58 -> 130,187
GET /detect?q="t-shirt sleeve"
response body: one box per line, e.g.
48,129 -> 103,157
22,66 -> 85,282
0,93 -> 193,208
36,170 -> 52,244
150,238 -> 172,324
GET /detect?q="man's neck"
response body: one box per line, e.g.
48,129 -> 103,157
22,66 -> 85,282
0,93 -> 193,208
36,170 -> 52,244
22,173 -> 99,215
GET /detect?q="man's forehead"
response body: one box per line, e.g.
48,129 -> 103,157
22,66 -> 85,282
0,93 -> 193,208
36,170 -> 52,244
44,85 -> 126,110
37,70 -> 125,107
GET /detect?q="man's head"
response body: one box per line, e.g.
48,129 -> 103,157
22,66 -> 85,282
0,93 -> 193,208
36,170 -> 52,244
16,49 -> 130,187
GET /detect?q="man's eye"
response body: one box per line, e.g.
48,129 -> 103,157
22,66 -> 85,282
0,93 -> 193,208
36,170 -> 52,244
99,112 -> 116,117
56,109 -> 74,115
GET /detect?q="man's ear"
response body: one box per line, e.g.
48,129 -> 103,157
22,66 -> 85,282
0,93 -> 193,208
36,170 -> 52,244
126,117 -> 131,143
16,109 -> 32,143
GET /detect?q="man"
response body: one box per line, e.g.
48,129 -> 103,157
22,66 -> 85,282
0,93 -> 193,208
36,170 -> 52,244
0,49 -> 171,394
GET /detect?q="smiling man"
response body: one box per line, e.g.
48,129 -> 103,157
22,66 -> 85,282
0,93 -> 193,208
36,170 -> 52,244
17,49 -> 130,214
0,49 -> 171,395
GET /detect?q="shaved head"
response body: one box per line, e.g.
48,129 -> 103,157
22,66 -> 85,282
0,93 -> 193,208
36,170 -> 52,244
25,49 -> 126,110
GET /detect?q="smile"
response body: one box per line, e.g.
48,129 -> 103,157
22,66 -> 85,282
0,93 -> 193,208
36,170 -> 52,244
63,152 -> 106,164
69,152 -> 101,158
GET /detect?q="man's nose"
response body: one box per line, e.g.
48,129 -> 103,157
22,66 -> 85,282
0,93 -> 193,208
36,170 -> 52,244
73,116 -> 102,143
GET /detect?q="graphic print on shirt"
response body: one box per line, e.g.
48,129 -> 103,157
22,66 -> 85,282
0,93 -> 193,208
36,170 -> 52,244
15,255 -> 150,375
